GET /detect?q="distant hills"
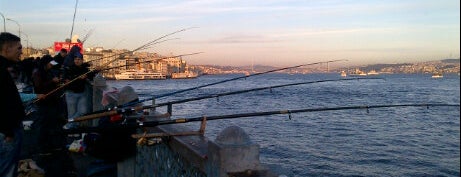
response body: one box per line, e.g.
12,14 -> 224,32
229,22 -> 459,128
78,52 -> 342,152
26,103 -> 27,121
345,59 -> 460,74
196,59 -> 460,74
441,59 -> 460,63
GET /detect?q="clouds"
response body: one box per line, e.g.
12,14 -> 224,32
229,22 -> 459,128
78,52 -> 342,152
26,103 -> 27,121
0,0 -> 459,66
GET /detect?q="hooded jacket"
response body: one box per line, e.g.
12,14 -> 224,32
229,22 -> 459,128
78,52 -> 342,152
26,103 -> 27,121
63,45 -> 81,67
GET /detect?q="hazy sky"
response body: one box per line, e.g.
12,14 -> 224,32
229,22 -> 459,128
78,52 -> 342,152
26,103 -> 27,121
1,0 -> 459,66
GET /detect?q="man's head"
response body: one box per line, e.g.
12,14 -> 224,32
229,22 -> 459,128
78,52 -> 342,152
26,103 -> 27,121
60,48 -> 68,57
0,32 -> 22,62
74,52 -> 84,66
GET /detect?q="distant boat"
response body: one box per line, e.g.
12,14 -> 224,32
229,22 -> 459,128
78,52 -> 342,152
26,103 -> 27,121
431,73 -> 443,78
114,70 -> 166,80
367,70 -> 379,75
349,72 -> 367,76
171,72 -> 199,79
349,68 -> 367,76
340,71 -> 347,77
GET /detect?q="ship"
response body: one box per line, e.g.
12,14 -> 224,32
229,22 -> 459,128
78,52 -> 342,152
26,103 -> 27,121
114,70 -> 166,80
431,72 -> 443,78
171,72 -> 199,79
367,70 -> 379,75
349,68 -> 367,76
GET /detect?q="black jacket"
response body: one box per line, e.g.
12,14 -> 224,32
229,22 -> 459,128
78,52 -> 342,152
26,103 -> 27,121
32,66 -> 62,105
0,56 -> 26,137
63,64 -> 93,93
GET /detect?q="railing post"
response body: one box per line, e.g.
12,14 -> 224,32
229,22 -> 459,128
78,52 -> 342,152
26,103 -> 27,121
206,126 -> 277,177
151,97 -> 156,112
167,103 -> 172,115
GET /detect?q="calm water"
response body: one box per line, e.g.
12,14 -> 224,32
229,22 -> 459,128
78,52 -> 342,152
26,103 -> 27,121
108,73 -> 460,177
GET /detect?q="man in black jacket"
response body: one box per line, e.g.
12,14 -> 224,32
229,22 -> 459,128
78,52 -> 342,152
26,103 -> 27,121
0,32 -> 25,177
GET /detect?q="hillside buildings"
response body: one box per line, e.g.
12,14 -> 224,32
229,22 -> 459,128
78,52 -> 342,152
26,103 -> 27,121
83,47 -> 199,79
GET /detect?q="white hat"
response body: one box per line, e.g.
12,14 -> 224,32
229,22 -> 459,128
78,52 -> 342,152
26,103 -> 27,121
49,60 -> 58,65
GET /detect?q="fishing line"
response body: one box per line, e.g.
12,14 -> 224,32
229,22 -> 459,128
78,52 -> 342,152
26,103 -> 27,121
85,37 -> 180,64
99,52 -> 201,72
31,28 -> 196,104
120,59 -> 348,108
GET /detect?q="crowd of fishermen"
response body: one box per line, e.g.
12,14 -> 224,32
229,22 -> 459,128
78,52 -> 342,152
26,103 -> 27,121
2,31 -> 146,177
16,45 -> 95,129
1,32 -> 101,177
0,32 -> 142,177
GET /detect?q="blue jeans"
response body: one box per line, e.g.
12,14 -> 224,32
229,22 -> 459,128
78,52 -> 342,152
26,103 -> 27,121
66,91 -> 89,120
0,128 -> 23,177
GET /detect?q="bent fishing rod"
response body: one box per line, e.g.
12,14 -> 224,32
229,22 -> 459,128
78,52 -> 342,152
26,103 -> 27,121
98,52 -> 203,72
72,77 -> 382,122
120,59 -> 348,108
32,27 -> 196,103
84,38 -> 180,64
31,52 -> 201,104
64,103 -> 460,134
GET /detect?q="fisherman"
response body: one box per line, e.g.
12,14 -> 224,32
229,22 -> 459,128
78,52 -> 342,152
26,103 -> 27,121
0,32 -> 26,177
62,45 -> 81,68
53,48 -> 67,67
32,55 -> 76,176
62,52 -> 95,129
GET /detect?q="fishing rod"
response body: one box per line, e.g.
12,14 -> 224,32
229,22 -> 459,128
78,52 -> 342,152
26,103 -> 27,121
68,0 -> 78,50
98,52 -> 202,72
120,59 -> 348,108
32,28 -> 196,103
84,28 -> 193,67
32,52 -> 201,104
84,38 -> 180,64
80,28 -> 94,44
99,53 -> 202,72
72,77 -> 382,122
64,103 -> 460,134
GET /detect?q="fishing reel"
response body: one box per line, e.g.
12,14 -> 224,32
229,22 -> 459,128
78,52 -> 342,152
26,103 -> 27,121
104,106 -> 144,124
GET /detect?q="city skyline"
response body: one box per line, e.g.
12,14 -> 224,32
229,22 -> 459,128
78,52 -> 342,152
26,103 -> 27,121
1,0 -> 459,67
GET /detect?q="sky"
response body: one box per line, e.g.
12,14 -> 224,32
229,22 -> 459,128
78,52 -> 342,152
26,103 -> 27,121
1,0 -> 459,67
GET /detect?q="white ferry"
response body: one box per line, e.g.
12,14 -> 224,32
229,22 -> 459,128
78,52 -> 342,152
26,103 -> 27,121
431,73 -> 443,78
114,70 -> 166,80
349,68 -> 367,76
367,70 -> 379,75
171,72 -> 198,79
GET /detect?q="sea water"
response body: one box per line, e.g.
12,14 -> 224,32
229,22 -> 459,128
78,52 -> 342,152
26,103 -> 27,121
107,73 -> 460,177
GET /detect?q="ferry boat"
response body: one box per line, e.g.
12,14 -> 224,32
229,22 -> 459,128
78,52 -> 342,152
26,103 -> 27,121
349,68 -> 367,76
431,73 -> 443,78
171,72 -> 198,79
367,70 -> 379,75
114,70 -> 166,80
340,71 -> 347,77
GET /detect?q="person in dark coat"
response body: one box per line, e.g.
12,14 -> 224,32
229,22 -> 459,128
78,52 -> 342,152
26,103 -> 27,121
0,32 -> 26,177
53,48 -> 67,67
31,55 -> 66,151
62,45 -> 81,68
32,55 -> 76,176
62,52 -> 95,129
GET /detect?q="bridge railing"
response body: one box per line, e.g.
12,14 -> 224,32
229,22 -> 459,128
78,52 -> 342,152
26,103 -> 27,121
92,75 -> 278,177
